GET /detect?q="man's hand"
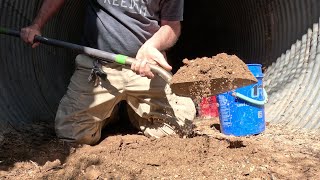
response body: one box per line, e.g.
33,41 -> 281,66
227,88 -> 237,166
131,42 -> 172,79
20,0 -> 65,48
20,24 -> 41,48
131,20 -> 180,79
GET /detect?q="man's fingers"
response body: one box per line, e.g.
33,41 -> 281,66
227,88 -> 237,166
130,60 -> 154,79
130,61 -> 136,70
139,60 -> 148,76
131,60 -> 142,75
140,61 -> 154,79
27,32 -> 34,44
20,27 -> 41,46
20,29 -> 29,43
134,61 -> 140,73
32,42 -> 40,48
153,51 -> 172,71
144,64 -> 154,79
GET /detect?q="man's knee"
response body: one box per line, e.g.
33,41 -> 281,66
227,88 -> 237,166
55,114 -> 103,145
73,133 -> 101,145
55,127 -> 101,145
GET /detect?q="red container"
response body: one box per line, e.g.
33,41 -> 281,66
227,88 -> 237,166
198,96 -> 219,118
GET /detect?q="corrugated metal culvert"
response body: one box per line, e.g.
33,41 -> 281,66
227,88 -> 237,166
0,0 -> 319,133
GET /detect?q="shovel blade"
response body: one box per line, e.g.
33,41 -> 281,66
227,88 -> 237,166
170,77 -> 258,99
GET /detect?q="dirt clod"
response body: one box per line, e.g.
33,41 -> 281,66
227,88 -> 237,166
42,159 -> 61,172
171,53 -> 257,100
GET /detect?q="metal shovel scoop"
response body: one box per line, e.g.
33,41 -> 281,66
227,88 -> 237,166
0,27 -> 257,98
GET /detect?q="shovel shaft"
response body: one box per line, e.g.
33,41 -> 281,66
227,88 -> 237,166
0,27 -> 172,83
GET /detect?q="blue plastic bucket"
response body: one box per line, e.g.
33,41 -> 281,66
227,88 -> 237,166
217,64 -> 267,136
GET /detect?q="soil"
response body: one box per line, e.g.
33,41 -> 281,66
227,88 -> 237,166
0,54 -> 319,179
170,53 -> 257,101
0,119 -> 319,180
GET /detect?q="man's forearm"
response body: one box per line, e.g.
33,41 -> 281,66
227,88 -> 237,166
145,20 -> 181,51
32,0 -> 65,29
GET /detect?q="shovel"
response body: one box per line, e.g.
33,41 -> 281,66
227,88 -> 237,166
0,27 -> 257,98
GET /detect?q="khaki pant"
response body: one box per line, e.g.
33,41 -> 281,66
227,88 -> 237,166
55,54 -> 196,145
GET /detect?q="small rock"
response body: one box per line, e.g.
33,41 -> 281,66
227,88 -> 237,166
85,165 -> 101,180
42,159 -> 61,171
250,166 -> 255,172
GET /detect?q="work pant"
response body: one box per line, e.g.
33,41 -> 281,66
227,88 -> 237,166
55,54 -> 196,145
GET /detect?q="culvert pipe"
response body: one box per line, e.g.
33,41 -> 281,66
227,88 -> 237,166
0,0 -> 320,133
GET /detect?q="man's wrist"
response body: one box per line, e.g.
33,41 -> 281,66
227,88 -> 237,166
144,39 -> 161,50
26,21 -> 41,31
31,21 -> 43,30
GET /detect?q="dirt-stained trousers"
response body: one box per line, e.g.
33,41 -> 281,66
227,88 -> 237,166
55,54 -> 196,145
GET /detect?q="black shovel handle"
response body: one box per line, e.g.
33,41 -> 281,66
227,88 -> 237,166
0,27 -> 172,83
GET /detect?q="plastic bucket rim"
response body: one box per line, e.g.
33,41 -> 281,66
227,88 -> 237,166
247,64 -> 263,77
247,63 -> 262,67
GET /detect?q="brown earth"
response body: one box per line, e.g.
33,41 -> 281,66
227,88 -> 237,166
170,53 -> 257,101
0,54 -> 319,179
0,118 -> 319,180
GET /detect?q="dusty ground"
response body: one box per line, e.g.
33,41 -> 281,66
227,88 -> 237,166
1,54 -> 319,179
0,117 -> 319,180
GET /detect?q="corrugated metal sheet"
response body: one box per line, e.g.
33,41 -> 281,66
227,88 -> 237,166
262,0 -> 320,133
183,0 -> 320,133
0,0 -> 320,133
0,0 -> 86,131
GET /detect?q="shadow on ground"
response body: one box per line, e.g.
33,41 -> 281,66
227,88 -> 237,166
0,101 -> 138,171
0,120 -> 70,171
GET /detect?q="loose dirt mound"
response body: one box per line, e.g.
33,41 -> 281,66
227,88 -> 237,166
1,54 -> 319,179
170,53 -> 257,100
0,119 -> 319,180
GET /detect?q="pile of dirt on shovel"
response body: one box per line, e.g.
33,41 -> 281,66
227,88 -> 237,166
170,53 -> 257,101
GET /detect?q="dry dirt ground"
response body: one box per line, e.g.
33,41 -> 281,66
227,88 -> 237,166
0,54 -> 319,179
0,117 -> 319,180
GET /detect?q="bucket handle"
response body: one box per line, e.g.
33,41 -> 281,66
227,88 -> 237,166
232,89 -> 268,106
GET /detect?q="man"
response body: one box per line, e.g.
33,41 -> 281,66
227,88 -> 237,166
21,0 -> 196,145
